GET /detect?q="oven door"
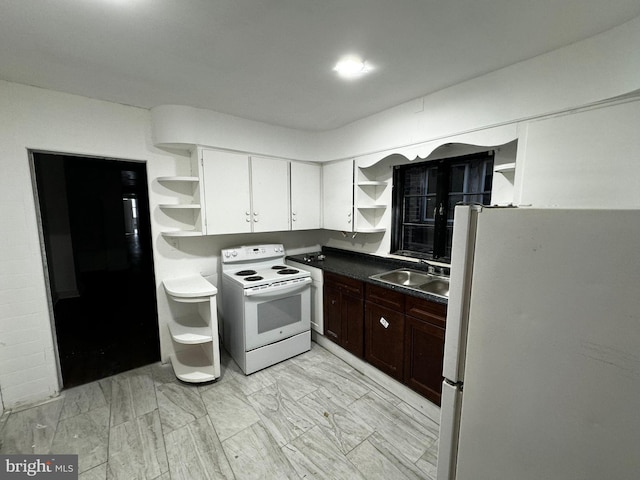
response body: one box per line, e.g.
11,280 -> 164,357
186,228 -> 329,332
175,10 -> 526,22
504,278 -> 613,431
244,279 -> 311,351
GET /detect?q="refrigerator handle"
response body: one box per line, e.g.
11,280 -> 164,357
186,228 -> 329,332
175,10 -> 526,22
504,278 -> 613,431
437,380 -> 463,480
442,205 -> 480,382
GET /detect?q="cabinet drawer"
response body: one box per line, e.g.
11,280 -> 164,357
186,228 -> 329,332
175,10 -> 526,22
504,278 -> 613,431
405,295 -> 447,328
324,271 -> 363,297
365,283 -> 405,311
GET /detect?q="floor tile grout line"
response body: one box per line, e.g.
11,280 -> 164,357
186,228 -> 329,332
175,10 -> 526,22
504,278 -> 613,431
156,379 -> 177,480
45,395 -> 63,455
197,365 -> 249,479
191,415 -> 225,480
104,379 -> 112,479
146,371 -> 170,479
154,374 -> 179,480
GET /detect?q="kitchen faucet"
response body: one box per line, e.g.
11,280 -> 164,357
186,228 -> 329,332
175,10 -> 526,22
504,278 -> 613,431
419,258 -> 450,276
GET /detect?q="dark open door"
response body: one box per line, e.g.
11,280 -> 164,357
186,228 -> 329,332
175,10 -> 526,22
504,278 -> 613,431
33,152 -> 159,388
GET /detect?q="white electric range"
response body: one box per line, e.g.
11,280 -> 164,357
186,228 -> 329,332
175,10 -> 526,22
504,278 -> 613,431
221,244 -> 311,374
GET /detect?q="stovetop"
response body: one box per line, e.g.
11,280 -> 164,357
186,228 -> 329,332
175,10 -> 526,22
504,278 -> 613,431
222,244 -> 310,289
225,263 -> 310,288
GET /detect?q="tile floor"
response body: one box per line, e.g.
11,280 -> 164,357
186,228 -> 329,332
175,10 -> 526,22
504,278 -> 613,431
0,343 -> 439,479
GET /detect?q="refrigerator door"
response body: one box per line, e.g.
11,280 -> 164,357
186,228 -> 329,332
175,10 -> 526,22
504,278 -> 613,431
442,205 -> 481,383
454,208 -> 640,480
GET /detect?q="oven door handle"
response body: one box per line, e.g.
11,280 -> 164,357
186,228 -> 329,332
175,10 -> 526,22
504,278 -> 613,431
243,277 -> 311,297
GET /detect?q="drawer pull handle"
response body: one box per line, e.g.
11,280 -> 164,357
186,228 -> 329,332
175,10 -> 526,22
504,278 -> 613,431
379,317 -> 389,329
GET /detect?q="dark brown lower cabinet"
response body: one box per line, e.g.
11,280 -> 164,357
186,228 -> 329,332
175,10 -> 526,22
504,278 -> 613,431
404,296 -> 447,405
404,315 -> 445,405
325,275 -> 447,405
365,301 -> 405,381
323,284 -> 342,343
323,272 -> 364,358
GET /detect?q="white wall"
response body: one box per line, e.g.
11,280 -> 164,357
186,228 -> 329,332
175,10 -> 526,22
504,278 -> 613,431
151,104 -> 321,162
0,81 -> 169,407
517,100 -> 640,207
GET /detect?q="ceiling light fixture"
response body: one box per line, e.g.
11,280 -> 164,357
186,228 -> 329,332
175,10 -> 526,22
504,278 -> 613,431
333,55 -> 372,80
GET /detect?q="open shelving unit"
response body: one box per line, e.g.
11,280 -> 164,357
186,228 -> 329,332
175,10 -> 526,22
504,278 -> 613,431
163,275 -> 220,383
354,169 -> 389,233
157,161 -> 205,237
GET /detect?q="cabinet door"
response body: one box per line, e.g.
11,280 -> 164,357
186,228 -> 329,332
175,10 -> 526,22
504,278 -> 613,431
322,160 -> 353,231
342,293 -> 364,358
251,157 -> 290,232
201,150 -> 251,234
404,315 -> 445,405
365,301 -> 404,380
323,284 -> 342,344
291,162 -> 321,230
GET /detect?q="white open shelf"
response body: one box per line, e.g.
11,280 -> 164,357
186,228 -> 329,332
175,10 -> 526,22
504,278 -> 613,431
168,315 -> 213,344
355,167 -> 389,233
161,229 -> 203,238
170,346 -> 216,383
164,275 -> 217,298
157,176 -> 199,182
357,180 -> 387,187
495,162 -> 516,173
159,204 -> 201,209
157,160 -> 204,236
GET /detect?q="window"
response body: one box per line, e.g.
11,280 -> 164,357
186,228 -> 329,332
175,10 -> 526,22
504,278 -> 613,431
391,151 -> 494,260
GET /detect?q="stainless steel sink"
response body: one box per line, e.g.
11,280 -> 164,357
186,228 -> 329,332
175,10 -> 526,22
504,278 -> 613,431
416,278 -> 450,297
373,269 -> 432,286
370,268 -> 450,298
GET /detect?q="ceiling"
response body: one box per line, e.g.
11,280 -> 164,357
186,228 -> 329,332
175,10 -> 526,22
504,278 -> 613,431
1,1 -> 639,132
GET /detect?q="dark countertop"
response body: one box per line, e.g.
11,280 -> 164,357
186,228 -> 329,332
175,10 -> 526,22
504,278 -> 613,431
286,246 -> 448,305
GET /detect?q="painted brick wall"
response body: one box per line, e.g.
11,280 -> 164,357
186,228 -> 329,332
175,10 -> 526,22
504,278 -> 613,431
0,80 -> 182,409
0,194 -> 58,406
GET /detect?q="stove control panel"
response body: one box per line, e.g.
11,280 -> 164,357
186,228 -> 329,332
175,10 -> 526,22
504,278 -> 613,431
222,244 -> 285,263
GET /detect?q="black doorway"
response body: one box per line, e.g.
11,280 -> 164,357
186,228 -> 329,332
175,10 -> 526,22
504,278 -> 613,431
33,152 -> 160,388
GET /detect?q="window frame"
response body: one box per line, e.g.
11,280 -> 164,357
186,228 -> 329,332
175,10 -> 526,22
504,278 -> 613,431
391,150 -> 494,261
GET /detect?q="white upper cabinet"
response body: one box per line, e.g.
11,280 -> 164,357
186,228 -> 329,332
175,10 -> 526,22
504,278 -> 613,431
250,156 -> 290,232
201,149 -> 291,234
201,149 -> 252,235
322,159 -> 354,231
290,162 -> 321,230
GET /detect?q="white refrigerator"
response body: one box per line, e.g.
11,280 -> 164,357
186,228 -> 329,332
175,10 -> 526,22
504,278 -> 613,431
437,206 -> 640,480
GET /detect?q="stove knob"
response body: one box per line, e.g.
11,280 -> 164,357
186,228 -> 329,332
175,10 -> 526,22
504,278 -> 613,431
231,250 -> 238,257
224,251 -> 230,258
